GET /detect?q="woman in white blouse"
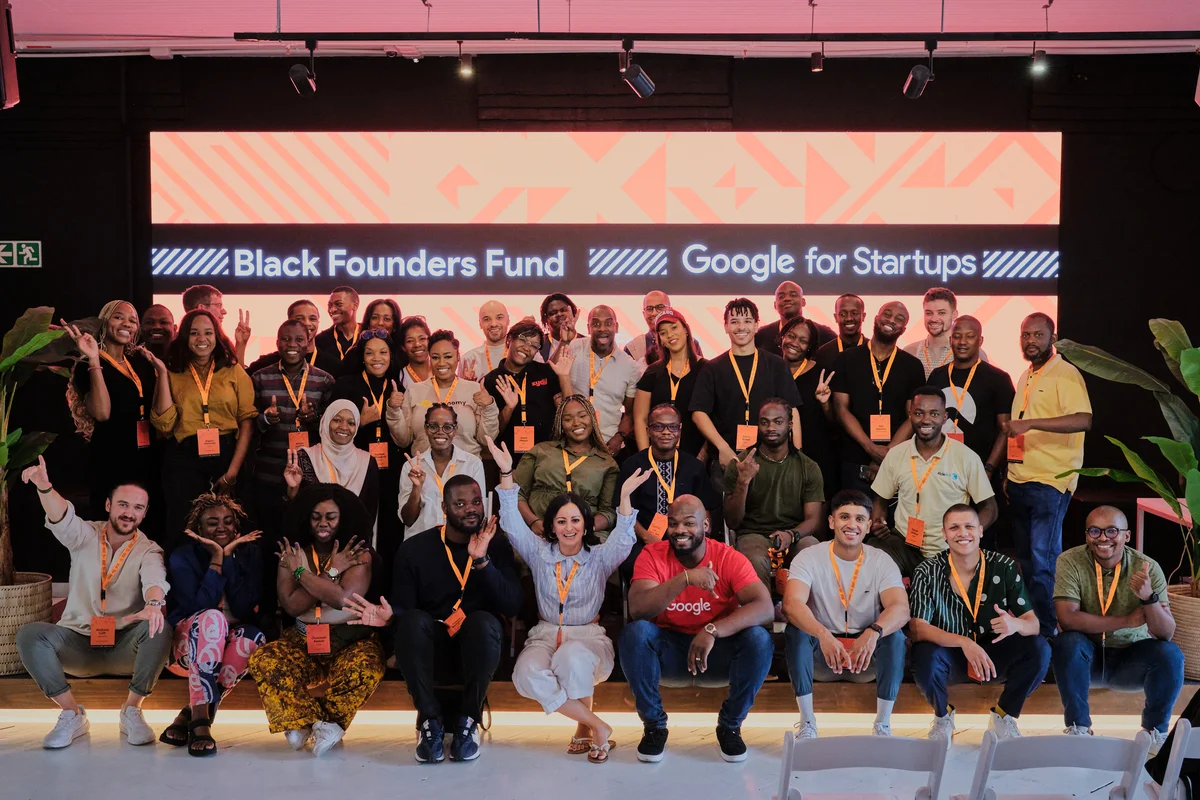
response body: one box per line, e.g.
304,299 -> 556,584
398,404 -> 486,537
486,435 -> 650,764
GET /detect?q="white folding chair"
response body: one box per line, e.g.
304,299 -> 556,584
776,732 -> 947,800
955,730 -> 1152,800
1146,719 -> 1200,800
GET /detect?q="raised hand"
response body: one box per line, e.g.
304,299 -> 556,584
296,395 -> 316,424
550,345 -> 576,376
619,467 -> 653,505
360,396 -> 381,426
328,536 -> 369,574
468,515 -> 498,561
814,369 -> 835,405
264,395 -> 281,424
62,319 -> 101,362
283,449 -> 304,490
496,377 -> 520,409
21,455 -> 52,491
223,530 -> 262,556
1129,562 -> 1153,601
483,435 -> 514,474
131,345 -> 166,374
186,529 -> 224,562
235,309 -> 252,347
989,604 -> 1022,642
344,593 -> 394,627
404,452 -> 426,490
387,379 -> 405,409
472,386 -> 494,408
460,360 -> 478,382
735,448 -> 759,485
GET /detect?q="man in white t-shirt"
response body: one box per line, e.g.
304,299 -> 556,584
567,305 -> 641,455
782,489 -> 911,738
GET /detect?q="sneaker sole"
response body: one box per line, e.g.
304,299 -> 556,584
719,750 -> 748,763
637,750 -> 665,763
449,749 -> 481,762
43,722 -> 89,749
120,726 -> 156,746
414,749 -> 444,763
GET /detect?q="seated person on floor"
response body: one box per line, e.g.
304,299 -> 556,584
783,489 -> 909,740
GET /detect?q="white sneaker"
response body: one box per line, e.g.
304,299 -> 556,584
872,721 -> 892,736
119,706 -> 156,746
311,721 -> 345,757
1064,724 -> 1093,737
928,711 -> 955,748
988,711 -> 1021,740
43,706 -> 89,749
794,720 -> 818,739
285,727 -> 313,750
1146,728 -> 1168,757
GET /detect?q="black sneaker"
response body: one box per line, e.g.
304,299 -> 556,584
449,716 -> 480,762
716,725 -> 747,762
637,726 -> 669,763
415,718 -> 444,763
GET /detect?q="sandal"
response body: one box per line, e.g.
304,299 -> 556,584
587,740 -> 615,764
187,717 -> 217,757
567,736 -> 592,755
159,707 -> 191,746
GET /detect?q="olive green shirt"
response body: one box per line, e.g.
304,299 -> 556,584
723,448 -> 825,537
1053,544 -> 1168,648
513,440 -> 619,526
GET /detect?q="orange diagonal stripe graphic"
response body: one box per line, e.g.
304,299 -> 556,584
835,133 -> 935,223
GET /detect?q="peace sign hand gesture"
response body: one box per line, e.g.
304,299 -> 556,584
235,309 -> 252,347
404,453 -> 426,490
283,449 -> 304,490
460,360 -> 478,382
735,448 -> 760,485
814,369 -> 835,405
61,319 -> 100,362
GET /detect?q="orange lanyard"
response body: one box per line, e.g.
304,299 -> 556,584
441,526 -> 471,611
921,340 -> 953,371
506,373 -> 528,423
868,347 -> 898,414
484,346 -> 495,373
667,362 -> 690,401
406,364 -> 426,386
98,351 -> 145,416
589,350 -> 610,398
311,547 -> 332,623
308,348 -> 318,366
729,350 -> 760,423
336,325 -> 360,360
910,455 -> 941,518
1017,354 -> 1057,419
946,361 -> 980,432
1095,560 -> 1121,647
649,451 -> 678,505
555,561 -> 580,627
188,362 -> 216,427
433,378 -> 459,404
322,451 -> 342,484
828,543 -> 865,634
948,554 -> 986,640
431,459 -> 458,494
362,372 -> 386,440
280,365 -> 309,430
791,358 -> 809,379
837,334 -> 864,353
562,448 -> 589,494
99,526 -> 140,613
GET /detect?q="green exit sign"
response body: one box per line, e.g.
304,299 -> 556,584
0,241 -> 42,268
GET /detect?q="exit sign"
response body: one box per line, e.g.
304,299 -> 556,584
0,241 -> 42,268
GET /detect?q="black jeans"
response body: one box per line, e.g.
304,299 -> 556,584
163,433 -> 236,553
394,608 -> 502,726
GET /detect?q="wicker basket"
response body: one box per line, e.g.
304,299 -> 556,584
1169,584 -> 1200,681
0,572 -> 53,676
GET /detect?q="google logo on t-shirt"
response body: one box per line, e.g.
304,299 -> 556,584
666,599 -> 713,616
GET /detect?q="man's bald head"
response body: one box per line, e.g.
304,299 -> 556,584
666,494 -> 710,556
952,315 -> 982,336
477,300 -> 510,345
671,494 -> 705,518
774,280 -> 805,321
1086,505 -> 1129,530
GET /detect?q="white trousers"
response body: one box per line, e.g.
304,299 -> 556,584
512,621 -> 615,714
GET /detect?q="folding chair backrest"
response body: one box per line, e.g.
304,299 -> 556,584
1156,719 -> 1199,800
778,732 -> 947,800
965,730 -> 1152,800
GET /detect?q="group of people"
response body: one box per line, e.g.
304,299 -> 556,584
13,280 -> 1183,765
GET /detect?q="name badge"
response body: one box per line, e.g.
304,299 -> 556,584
90,616 -> 116,647
835,636 -> 857,650
967,661 -> 985,683
735,424 -> 757,450
288,430 -> 310,451
196,428 -> 221,457
369,441 -> 389,469
513,426 -> 535,453
444,607 -> 466,638
306,623 -> 331,655
905,517 -> 926,548
136,420 -> 152,449
869,414 -> 891,442
1007,435 -> 1025,463
948,432 -> 965,444
647,513 -> 668,541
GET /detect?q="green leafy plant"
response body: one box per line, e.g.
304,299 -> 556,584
1056,319 -> 1200,596
0,307 -> 70,586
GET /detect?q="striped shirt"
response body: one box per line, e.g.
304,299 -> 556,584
250,362 -> 335,487
909,550 -> 1031,643
497,486 -> 634,625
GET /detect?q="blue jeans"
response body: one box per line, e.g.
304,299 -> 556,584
1053,631 -> 1185,732
784,625 -> 906,701
619,620 -> 773,730
912,635 -> 1051,718
1007,480 -> 1072,636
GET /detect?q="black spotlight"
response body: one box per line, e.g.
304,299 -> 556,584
811,51 -> 824,73
903,39 -> 937,99
290,39 -> 318,96
621,39 -> 655,98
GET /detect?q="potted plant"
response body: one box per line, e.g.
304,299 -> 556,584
0,307 -> 68,675
1056,319 -> 1200,677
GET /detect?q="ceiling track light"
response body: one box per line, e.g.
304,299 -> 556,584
288,38 -> 317,96
457,40 -> 473,77
1031,45 -> 1048,75
620,38 -> 655,98
811,42 -> 824,72
903,38 -> 936,99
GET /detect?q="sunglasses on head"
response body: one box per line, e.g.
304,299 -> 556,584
360,329 -> 390,342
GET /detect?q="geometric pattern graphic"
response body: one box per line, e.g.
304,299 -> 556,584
588,247 -> 669,276
151,132 -> 1061,226
982,250 -> 1059,279
151,247 -> 230,276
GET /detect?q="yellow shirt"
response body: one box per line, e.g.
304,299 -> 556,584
1007,354 -> 1091,493
151,363 -> 258,441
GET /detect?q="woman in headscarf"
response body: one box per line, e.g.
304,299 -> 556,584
284,399 -> 380,527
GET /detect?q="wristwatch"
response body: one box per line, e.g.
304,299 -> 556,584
1143,592 -> 1160,606
704,623 -> 719,639
145,599 -> 166,608
325,566 -> 341,580
868,623 -> 884,636
472,556 -> 492,570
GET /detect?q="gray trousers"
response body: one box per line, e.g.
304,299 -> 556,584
16,621 -> 174,700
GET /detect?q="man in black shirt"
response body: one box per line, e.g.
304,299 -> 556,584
313,286 -> 361,371
483,321 -> 565,455
755,281 -> 836,357
814,294 -> 868,372
538,292 -> 580,363
141,304 -> 176,361
830,301 -> 925,493
691,297 -> 803,470
246,299 -> 343,376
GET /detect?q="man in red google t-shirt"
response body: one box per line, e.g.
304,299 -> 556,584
621,495 -> 774,765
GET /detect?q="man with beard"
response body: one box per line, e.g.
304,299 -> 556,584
483,320 -> 566,454
755,281 -> 835,357
1053,505 -> 1181,756
830,301 -> 926,493
386,475 -> 522,762
783,489 -> 909,739
460,300 -> 526,380
565,305 -> 641,457
626,290 -> 703,365
904,288 -> 990,379
314,286 -> 361,369
539,292 -> 580,363
723,398 -> 825,589
621,495 -> 774,764
1005,312 -> 1092,636
246,300 -> 342,376
141,304 -> 176,361
814,294 -> 867,372
16,457 -> 173,749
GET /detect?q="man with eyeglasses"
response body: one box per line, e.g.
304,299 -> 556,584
1052,505 -> 1182,755
482,321 -> 568,456
626,291 -> 704,366
755,281 -> 835,358
460,300 -> 543,380
614,404 -> 717,584
1004,312 -> 1092,637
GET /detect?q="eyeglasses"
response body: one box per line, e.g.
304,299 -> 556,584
513,334 -> 542,350
360,329 -> 390,341
424,423 -> 458,434
1085,526 -> 1129,540
648,423 -> 682,433
644,304 -> 668,315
